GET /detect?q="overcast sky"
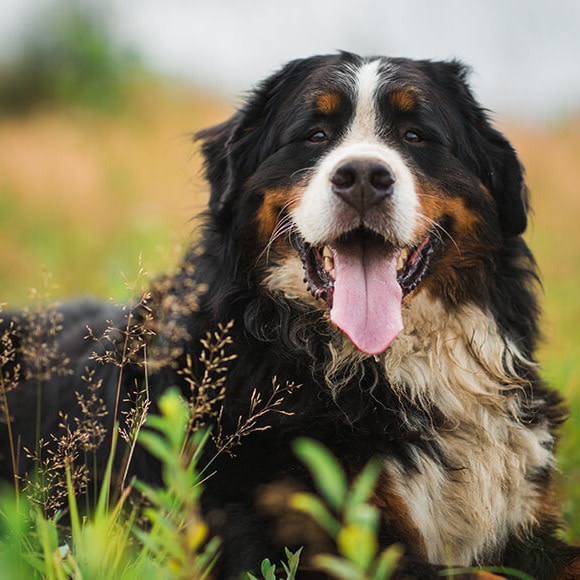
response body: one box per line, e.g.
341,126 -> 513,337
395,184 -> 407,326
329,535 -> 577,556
2,0 -> 580,119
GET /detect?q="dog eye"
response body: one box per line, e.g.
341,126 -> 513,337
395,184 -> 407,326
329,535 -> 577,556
403,129 -> 423,143
308,130 -> 328,143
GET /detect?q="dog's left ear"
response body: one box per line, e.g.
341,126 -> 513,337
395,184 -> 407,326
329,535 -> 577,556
435,61 -> 529,237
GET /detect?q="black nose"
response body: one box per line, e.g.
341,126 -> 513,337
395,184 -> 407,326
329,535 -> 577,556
330,159 -> 395,214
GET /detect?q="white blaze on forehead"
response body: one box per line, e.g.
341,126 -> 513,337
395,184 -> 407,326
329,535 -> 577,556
349,59 -> 382,140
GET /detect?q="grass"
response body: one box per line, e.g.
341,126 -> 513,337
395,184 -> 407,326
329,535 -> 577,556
0,389 -> 222,579
0,81 -> 578,566
504,121 -> 580,539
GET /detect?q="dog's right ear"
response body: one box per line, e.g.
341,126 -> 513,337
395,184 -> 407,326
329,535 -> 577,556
195,112 -> 247,217
196,56 -> 333,218
194,67 -> 290,218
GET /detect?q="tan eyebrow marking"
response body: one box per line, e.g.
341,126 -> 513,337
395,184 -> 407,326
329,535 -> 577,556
315,92 -> 341,114
389,89 -> 418,113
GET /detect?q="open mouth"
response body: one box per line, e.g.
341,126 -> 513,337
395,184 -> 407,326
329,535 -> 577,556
293,227 -> 440,355
295,228 -> 439,306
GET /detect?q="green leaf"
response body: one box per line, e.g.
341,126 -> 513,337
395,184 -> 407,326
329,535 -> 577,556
190,428 -> 213,472
132,479 -> 161,507
138,430 -> 174,463
290,492 -> 340,537
157,389 -> 189,448
337,523 -> 377,571
293,438 -> 347,511
65,464 -> 82,546
372,544 -> 403,580
314,554 -> 364,580
34,509 -> 67,580
346,459 -> 381,511
344,503 -> 379,532
284,546 -> 302,578
97,428 -> 118,517
260,557 -> 277,579
197,537 -> 221,580
140,509 -> 187,562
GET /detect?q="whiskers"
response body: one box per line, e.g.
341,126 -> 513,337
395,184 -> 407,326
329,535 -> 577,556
416,212 -> 459,254
258,168 -> 317,265
255,196 -> 301,266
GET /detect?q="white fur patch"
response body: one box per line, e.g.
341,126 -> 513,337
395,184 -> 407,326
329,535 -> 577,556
378,292 -> 554,566
291,59 -> 418,248
350,60 -> 382,141
263,255 -> 318,306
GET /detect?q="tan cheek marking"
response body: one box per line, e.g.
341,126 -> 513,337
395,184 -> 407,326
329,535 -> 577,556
389,89 -> 418,113
416,183 -> 480,240
372,473 -> 427,560
315,92 -> 341,115
257,188 -> 302,243
535,485 -> 562,524
413,182 -> 487,301
534,488 -> 580,580
479,182 -> 494,200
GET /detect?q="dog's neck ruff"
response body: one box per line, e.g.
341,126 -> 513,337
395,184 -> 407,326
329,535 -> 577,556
375,293 -> 553,566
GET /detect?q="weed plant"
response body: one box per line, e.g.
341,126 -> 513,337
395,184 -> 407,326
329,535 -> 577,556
0,276 -> 303,578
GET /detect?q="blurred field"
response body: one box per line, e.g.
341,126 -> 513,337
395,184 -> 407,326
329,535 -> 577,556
506,120 -> 580,539
0,84 -> 578,539
0,81 -> 228,301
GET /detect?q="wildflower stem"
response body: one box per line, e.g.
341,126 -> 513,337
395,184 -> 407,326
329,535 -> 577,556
120,346 -> 150,490
93,450 -> 98,508
109,301 -> 133,492
35,380 -> 42,463
0,379 -> 19,505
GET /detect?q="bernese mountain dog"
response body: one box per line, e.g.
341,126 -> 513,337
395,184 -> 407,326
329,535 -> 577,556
1,52 -> 579,579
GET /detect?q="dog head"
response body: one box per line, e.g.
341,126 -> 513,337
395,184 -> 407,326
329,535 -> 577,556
197,53 -> 528,355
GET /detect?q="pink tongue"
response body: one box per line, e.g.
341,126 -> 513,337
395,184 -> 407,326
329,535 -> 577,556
330,237 -> 402,355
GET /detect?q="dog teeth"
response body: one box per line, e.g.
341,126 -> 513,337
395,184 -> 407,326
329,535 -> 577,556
321,247 -> 336,280
397,248 -> 408,271
323,247 -> 335,276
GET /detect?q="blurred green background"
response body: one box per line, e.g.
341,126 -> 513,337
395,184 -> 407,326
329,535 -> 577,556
0,0 -> 578,541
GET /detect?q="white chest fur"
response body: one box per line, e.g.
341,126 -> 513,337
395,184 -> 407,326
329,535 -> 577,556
266,262 -> 554,565
379,293 -> 554,566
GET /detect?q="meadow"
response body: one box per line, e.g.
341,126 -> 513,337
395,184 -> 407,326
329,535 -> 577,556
0,77 -> 578,573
